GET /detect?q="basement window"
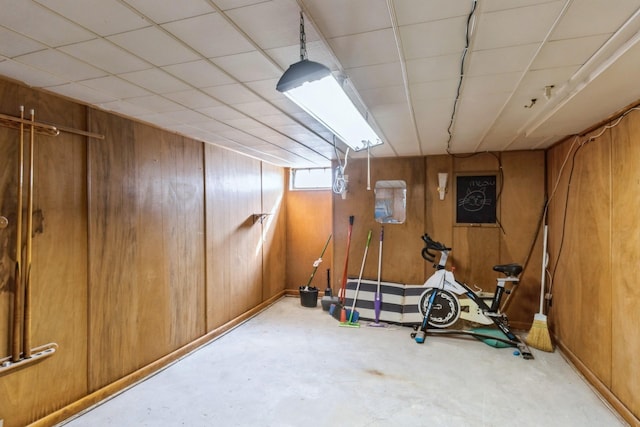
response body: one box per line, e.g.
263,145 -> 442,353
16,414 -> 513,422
290,167 -> 332,190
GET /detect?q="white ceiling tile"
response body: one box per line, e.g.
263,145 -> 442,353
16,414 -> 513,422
60,38 -> 150,74
359,85 -> 408,106
108,26 -> 200,66
15,49 -> 107,81
0,0 -> 95,46
46,82 -> 118,104
468,44 -> 539,76
211,51 -> 282,82
80,75 -> 151,98
474,2 -> 565,50
531,34 -> 610,69
405,53 -> 461,84
368,104 -> 418,156
190,119 -> 235,133
123,0 -> 213,24
0,59 -> 67,87
202,83 -> 262,104
225,0 -> 307,50
462,72 -> 523,98
329,28 -> 399,68
222,116 -> 264,130
244,78 -> 288,101
136,112 -> 182,126
162,60 -> 236,88
518,66 -> 579,98
213,0 -> 270,11
162,13 -> 255,58
119,68 -> 191,93
345,62 -> 404,91
97,99 -> 153,116
233,101 -> 282,117
266,40 -> 336,72
35,0 -> 150,36
0,27 -> 46,57
125,94 -> 184,113
197,104 -> 248,121
400,16 -> 468,60
551,0 -> 640,40
163,89 -> 222,109
299,0 -> 391,38
393,0 -> 473,26
483,0 -> 562,13
257,114 -> 298,128
410,79 -> 459,101
161,109 -> 212,124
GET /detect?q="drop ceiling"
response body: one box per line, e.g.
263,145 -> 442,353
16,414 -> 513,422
2,0 -> 640,168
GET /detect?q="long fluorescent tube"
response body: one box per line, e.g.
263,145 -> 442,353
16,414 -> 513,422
277,59 -> 383,151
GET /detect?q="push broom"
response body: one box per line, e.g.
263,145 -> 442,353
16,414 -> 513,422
340,230 -> 372,328
526,224 -> 554,351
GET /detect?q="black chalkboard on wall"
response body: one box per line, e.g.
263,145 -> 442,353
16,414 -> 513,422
455,174 -> 497,224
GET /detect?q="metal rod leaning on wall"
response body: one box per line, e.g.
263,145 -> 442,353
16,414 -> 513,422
23,109 -> 36,359
11,106 -> 25,363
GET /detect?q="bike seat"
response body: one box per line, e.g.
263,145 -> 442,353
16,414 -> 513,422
493,263 -> 523,277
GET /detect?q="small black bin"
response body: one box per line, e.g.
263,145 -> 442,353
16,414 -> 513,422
299,287 -> 318,307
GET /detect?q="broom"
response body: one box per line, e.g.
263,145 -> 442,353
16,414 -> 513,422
526,224 -> 554,352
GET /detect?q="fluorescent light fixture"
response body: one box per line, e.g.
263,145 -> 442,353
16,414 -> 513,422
277,59 -> 382,151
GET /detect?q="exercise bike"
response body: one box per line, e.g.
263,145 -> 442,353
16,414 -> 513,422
410,234 -> 533,360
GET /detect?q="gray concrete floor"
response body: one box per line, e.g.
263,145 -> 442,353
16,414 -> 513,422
59,296 -> 627,426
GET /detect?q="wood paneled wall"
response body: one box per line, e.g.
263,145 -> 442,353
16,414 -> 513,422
286,187 -> 333,291
331,153 -> 544,327
0,78 -> 286,427
547,109 -> 640,424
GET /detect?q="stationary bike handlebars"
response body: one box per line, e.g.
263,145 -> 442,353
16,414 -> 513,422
421,234 -> 450,262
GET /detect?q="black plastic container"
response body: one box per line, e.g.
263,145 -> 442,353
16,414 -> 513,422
299,287 -> 319,307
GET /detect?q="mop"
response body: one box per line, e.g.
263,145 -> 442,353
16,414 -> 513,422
340,230 -> 372,328
368,226 -> 387,327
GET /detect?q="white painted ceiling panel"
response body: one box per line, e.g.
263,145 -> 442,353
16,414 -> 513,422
60,38 -> 150,74
0,27 -> 45,57
0,0 -> 94,46
35,0 -> 150,36
119,68 -> 191,94
123,0 -> 213,24
107,26 -> 200,67
210,51 -> 282,82
16,49 -> 107,81
474,2 -> 565,50
162,13 -> 255,59
1,0 -> 640,168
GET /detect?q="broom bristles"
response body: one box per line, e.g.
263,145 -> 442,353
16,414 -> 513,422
526,313 -> 554,352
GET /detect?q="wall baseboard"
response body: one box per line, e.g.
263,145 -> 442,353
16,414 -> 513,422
29,292 -> 285,427
555,339 -> 638,426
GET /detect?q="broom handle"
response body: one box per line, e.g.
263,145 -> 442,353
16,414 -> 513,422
538,225 -> 548,314
305,234 -> 332,288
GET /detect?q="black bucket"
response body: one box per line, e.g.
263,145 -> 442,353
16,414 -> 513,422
299,287 -> 319,307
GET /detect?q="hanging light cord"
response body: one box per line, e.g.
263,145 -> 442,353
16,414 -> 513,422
446,0 -> 478,154
299,11 -> 307,61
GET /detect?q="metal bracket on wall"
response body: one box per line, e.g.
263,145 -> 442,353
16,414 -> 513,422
0,111 -> 105,139
253,213 -> 272,224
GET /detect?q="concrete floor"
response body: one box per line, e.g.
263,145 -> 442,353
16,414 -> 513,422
59,296 -> 626,427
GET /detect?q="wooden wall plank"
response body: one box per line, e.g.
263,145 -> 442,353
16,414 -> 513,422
261,163 -> 286,300
205,145 -> 263,328
332,157 -> 426,286
0,81 -> 89,426
286,188 -> 333,292
610,110 -> 640,418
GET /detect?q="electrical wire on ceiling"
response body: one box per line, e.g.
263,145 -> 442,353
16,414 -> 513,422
446,0 -> 478,154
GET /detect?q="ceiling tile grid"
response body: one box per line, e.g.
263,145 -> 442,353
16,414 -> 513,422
1,0 -> 640,167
